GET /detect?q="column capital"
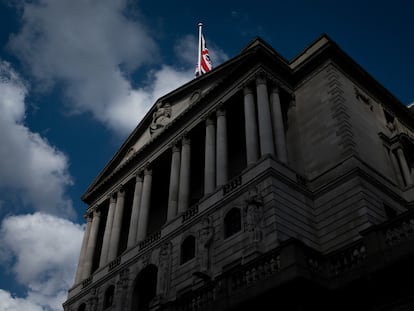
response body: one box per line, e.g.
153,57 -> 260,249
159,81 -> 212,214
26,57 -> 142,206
134,170 -> 144,182
168,139 -> 181,152
181,132 -> 191,145
90,205 -> 101,217
144,163 -> 152,176
205,115 -> 215,126
216,105 -> 226,117
255,70 -> 268,85
117,185 -> 125,197
271,84 -> 280,94
85,212 -> 93,222
108,191 -> 117,203
243,85 -> 254,96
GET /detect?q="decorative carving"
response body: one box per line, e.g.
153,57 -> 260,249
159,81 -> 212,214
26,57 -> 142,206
190,90 -> 201,103
354,86 -> 373,110
118,268 -> 130,289
150,102 -> 172,135
141,252 -> 151,267
198,217 -> 214,273
244,188 -> 264,243
157,242 -> 172,297
87,287 -> 99,311
182,205 -> 199,222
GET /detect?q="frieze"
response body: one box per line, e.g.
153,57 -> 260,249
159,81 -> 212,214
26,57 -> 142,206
138,231 -> 161,250
222,175 -> 242,195
108,257 -> 121,272
182,205 -> 199,222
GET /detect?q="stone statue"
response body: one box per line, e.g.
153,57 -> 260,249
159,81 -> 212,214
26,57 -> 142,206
150,102 -> 171,135
198,217 -> 214,273
245,188 -> 264,243
157,242 -> 172,297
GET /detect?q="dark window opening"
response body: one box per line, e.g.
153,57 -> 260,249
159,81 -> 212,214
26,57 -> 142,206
118,180 -> 135,255
77,303 -> 86,311
147,150 -> 171,236
224,208 -> 242,238
104,285 -> 115,309
92,199 -> 109,273
131,265 -> 158,311
181,235 -> 196,264
227,93 -> 247,179
189,124 -> 205,206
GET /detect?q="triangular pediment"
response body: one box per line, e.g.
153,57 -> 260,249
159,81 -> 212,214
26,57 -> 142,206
82,35 -> 336,202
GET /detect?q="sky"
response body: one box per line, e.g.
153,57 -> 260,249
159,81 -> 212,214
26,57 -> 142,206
0,0 -> 413,310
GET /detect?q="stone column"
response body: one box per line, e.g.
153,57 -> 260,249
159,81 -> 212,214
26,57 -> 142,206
108,187 -> 125,261
243,86 -> 259,165
136,166 -> 152,241
74,214 -> 92,284
256,74 -> 275,156
396,147 -> 413,186
82,207 -> 101,279
178,135 -> 191,213
167,143 -> 181,221
270,86 -> 288,164
216,107 -> 228,186
204,116 -> 216,194
99,194 -> 116,267
127,173 -> 143,248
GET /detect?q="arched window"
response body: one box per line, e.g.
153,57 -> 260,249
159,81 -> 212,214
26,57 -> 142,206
77,303 -> 86,311
131,265 -> 158,311
181,235 -> 196,264
224,208 -> 241,238
103,285 -> 115,309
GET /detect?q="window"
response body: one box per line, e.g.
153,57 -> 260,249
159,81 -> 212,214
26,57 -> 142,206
181,235 -> 196,264
103,285 -> 115,309
77,303 -> 86,311
224,208 -> 241,238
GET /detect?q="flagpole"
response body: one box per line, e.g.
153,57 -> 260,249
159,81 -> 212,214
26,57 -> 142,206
197,22 -> 203,76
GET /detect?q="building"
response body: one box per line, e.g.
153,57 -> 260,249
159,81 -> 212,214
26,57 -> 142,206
63,35 -> 414,311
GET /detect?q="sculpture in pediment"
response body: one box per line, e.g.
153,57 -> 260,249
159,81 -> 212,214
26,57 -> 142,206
150,102 -> 172,135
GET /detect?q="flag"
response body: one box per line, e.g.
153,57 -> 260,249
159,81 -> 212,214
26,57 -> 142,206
200,34 -> 212,74
195,24 -> 212,77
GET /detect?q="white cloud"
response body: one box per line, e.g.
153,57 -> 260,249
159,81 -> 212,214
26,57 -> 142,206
8,0 -> 228,136
0,213 -> 84,311
0,290 -> 45,311
0,61 -> 74,218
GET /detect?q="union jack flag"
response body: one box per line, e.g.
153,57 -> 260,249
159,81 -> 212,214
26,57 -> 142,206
196,33 -> 212,77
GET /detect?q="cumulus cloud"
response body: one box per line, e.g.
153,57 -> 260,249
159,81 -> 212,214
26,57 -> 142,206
0,213 -> 84,311
0,61 -> 74,218
7,0 -> 184,135
8,0 -> 229,136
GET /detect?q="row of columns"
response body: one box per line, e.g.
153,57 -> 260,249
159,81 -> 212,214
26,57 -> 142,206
74,72 -> 289,284
243,74 -> 288,166
75,168 -> 154,284
167,135 -> 191,221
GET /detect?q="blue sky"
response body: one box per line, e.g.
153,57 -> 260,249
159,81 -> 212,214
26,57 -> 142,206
0,0 -> 413,310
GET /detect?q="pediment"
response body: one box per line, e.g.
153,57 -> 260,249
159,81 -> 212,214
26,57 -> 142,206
116,85 -> 214,168
82,36 -> 333,202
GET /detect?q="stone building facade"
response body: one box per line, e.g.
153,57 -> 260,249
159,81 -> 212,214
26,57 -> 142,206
64,35 -> 414,311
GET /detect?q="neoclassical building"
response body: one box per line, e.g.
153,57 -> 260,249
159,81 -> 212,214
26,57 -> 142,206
64,35 -> 414,311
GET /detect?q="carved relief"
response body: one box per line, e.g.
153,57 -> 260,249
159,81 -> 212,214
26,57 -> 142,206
198,217 -> 214,273
244,188 -> 264,244
354,86 -> 373,111
87,288 -> 99,311
157,242 -> 172,297
150,102 -> 172,135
